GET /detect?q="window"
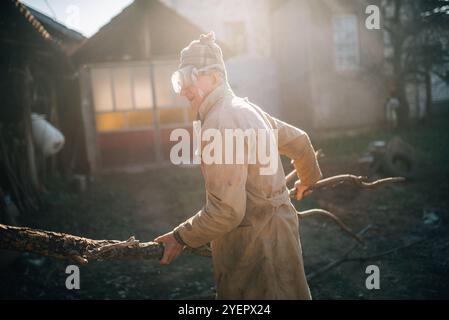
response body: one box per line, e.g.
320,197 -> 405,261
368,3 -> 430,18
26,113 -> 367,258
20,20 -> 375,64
132,67 -> 153,109
90,62 -> 190,132
112,67 -> 133,111
332,15 -> 360,71
224,21 -> 247,54
153,62 -> 190,127
154,63 -> 176,108
91,68 -> 113,112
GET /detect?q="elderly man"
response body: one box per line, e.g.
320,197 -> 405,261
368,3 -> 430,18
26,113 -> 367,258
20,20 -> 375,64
154,32 -> 322,300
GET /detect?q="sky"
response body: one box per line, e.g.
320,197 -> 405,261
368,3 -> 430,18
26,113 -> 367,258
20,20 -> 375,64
21,0 -> 133,37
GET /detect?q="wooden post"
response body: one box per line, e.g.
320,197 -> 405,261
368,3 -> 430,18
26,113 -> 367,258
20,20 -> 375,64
48,78 -> 59,177
143,7 -> 162,163
79,66 -> 99,176
23,66 -> 39,190
149,64 -> 162,163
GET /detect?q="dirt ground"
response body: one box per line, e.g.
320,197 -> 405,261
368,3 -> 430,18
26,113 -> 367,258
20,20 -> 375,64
1,116 -> 448,299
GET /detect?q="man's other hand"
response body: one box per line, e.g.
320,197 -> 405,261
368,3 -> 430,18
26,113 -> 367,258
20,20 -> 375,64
153,231 -> 184,265
294,181 -> 312,201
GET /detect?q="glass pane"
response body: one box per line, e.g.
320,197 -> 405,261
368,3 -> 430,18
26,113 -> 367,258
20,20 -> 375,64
96,112 -> 125,131
159,107 -> 185,125
91,68 -> 113,112
154,63 -> 176,108
132,66 -> 153,109
112,67 -> 133,111
332,15 -> 359,71
127,110 -> 153,128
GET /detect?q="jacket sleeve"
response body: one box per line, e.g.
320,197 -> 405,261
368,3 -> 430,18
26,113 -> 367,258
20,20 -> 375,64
264,113 -> 322,186
173,161 -> 248,248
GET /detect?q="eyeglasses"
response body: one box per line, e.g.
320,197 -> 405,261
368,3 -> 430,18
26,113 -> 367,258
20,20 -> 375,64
171,66 -> 198,95
171,64 -> 222,94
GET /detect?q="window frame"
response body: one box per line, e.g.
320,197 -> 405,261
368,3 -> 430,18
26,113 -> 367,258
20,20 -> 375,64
88,60 -> 191,133
331,14 -> 360,72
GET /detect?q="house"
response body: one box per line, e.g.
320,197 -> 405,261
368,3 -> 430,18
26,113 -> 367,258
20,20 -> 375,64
271,0 -> 385,131
71,0 -> 231,171
164,0 -> 386,131
0,0 -> 87,213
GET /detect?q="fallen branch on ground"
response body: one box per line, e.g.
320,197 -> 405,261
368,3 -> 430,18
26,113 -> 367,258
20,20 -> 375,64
306,225 -> 373,280
297,209 -> 365,245
306,226 -> 429,280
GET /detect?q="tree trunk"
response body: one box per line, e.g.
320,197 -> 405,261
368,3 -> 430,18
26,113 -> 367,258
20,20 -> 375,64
424,70 -> 433,120
391,0 -> 410,128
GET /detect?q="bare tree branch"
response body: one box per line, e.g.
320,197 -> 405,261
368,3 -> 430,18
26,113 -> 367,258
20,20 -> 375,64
287,172 -> 405,198
0,223 -> 210,264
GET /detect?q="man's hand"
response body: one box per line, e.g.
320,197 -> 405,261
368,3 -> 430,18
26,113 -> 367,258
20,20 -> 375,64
153,231 -> 184,265
294,180 -> 312,201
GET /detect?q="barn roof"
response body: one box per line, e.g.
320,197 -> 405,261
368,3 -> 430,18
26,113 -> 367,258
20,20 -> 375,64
0,0 -> 53,46
72,0 -> 232,65
26,6 -> 85,42
0,0 -> 82,57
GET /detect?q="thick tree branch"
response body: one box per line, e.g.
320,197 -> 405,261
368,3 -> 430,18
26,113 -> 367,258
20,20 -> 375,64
0,224 -> 210,264
0,208 -> 363,261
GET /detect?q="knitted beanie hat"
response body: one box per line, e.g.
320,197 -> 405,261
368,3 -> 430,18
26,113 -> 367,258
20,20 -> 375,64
179,31 -> 228,80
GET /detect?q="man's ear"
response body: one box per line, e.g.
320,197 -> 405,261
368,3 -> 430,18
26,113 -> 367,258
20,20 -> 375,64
212,71 -> 222,85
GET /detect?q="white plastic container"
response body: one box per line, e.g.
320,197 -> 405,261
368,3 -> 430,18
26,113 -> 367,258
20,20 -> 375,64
31,113 -> 65,157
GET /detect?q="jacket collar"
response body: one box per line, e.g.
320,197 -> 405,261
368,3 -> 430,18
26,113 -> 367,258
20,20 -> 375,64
197,82 -> 234,122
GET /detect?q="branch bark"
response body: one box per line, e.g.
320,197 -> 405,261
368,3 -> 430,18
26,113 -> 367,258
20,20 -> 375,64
0,224 -> 210,264
286,171 -> 405,198
0,208 -> 360,262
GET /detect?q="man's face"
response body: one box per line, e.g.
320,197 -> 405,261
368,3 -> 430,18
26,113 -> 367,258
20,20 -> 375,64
180,73 -> 218,113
